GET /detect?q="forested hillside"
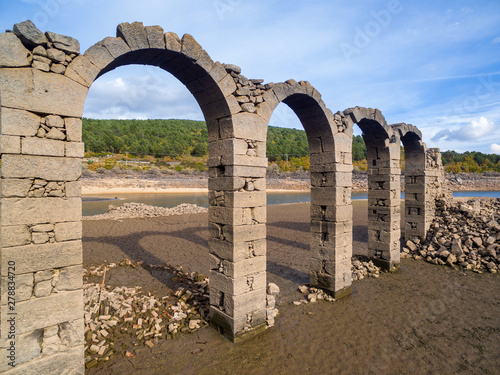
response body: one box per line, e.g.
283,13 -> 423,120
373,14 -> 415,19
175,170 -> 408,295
82,118 -> 500,172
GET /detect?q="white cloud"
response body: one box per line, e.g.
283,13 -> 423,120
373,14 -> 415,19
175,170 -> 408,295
492,36 -> 500,44
432,116 -> 496,141
490,143 -> 500,153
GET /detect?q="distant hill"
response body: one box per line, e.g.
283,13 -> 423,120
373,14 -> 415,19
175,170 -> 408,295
82,118 -> 500,172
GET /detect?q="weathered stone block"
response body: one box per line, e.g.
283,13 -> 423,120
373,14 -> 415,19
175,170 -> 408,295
309,162 -> 352,173
1,240 -> 81,280
208,177 -> 246,191
209,306 -> 266,339
0,135 -> 21,154
310,187 -> 350,206
0,344 -> 84,375
224,288 -> 266,317
1,224 -> 31,247
1,197 -> 81,225
1,289 -> 82,336
0,32 -> 31,68
310,244 -> 351,262
144,25 -> 165,49
310,172 -> 351,188
65,142 -> 84,158
13,20 -> 48,48
21,137 -> 64,157
99,36 -> 131,60
0,107 -> 40,137
1,154 -> 81,181
45,31 -> 80,54
54,221 -> 82,242
117,22 -> 148,50
65,181 -> 81,197
208,238 -> 266,262
209,223 -> 266,243
83,42 -> 114,70
0,329 -> 43,372
210,270 -> 266,296
224,191 -> 267,207
213,165 -> 267,178
64,117 -> 82,142
54,265 -> 83,291
0,68 -> 88,117
309,203 -> 353,222
209,206 -> 265,226
219,113 -> 267,142
65,55 -> 100,87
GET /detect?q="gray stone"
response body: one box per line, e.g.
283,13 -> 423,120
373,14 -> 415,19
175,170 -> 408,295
223,63 -> 241,74
65,117 -> 82,142
32,45 -> 47,56
0,179 -> 32,198
0,68 -> 88,117
0,32 -> 32,67
116,22 -> 148,50
1,108 -> 41,137
165,32 -> 182,52
0,197 -> 81,226
34,279 -> 53,297
50,63 -> 66,74
46,127 -> 66,140
32,54 -> 51,65
22,137 -> 65,156
65,54 -> 100,87
0,135 -> 21,154
1,154 -> 81,181
1,225 -> 31,247
65,142 -> 85,158
54,221 -> 82,242
32,60 -> 50,72
13,20 -> 48,48
45,31 -> 80,54
32,232 -> 50,244
1,240 -> 82,276
46,48 -> 66,63
31,224 -> 54,232
54,265 -> 83,291
0,330 -> 43,372
267,283 -> 280,296
45,115 -> 64,128
99,36 -> 131,59
83,42 -> 114,70
145,25 -> 165,49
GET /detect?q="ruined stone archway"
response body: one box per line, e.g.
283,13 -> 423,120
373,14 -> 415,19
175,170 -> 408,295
0,19 -> 448,375
0,20 -> 269,372
342,107 -> 402,270
257,79 -> 353,298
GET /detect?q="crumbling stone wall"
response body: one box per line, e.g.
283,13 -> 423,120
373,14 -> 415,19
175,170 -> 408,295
0,19 -> 446,374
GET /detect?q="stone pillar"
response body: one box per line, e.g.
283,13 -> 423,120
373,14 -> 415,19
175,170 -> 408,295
404,142 -> 428,242
308,118 -> 353,298
207,113 -> 268,341
0,111 -> 85,373
364,134 -> 401,271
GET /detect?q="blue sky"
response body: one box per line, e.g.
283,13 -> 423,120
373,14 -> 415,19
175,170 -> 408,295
1,0 -> 500,154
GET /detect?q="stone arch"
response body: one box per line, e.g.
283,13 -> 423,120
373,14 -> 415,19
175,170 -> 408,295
0,20 -> 272,373
343,107 -> 401,270
258,79 -> 353,298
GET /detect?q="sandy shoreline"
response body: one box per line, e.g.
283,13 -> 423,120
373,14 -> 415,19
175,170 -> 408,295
81,172 -> 500,196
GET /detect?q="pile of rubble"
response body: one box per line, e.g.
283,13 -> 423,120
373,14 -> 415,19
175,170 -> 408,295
84,202 -> 207,220
293,285 -> 335,305
351,257 -> 382,280
402,198 -> 500,273
83,260 -> 209,369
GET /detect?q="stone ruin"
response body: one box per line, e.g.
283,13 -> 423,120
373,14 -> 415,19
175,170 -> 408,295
0,20 -> 447,374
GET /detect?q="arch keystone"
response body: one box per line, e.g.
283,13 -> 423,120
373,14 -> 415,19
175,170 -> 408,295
116,22 -> 149,50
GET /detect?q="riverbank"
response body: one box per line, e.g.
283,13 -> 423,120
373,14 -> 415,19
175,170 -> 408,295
83,199 -> 500,374
81,172 -> 500,195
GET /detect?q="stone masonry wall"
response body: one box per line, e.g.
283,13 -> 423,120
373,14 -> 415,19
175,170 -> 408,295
0,20 -> 85,375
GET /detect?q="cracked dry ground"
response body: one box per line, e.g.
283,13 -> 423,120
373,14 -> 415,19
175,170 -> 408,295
83,202 -> 500,375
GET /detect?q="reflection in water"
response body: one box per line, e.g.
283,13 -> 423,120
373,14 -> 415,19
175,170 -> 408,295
82,190 -> 500,216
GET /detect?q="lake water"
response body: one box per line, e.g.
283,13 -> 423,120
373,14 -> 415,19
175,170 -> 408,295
82,190 -> 500,216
